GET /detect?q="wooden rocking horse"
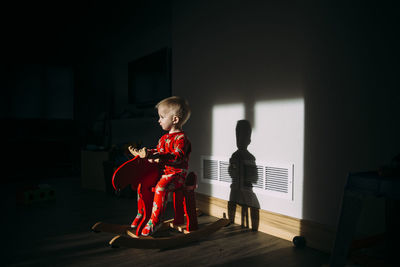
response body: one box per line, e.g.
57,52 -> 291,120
92,155 -> 229,249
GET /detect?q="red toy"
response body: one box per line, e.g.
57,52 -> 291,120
111,155 -> 198,236
112,155 -> 159,236
92,151 -> 229,249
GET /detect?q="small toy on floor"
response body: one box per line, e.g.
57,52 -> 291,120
293,236 -> 306,248
16,184 -> 56,205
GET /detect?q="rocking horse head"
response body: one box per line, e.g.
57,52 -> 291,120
112,156 -> 160,195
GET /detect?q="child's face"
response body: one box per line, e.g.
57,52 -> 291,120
157,105 -> 176,132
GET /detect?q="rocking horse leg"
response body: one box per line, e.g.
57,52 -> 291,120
183,189 -> 198,231
136,183 -> 154,236
173,191 -> 185,225
131,187 -> 145,228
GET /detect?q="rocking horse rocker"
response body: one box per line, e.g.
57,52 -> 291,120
91,155 -> 229,249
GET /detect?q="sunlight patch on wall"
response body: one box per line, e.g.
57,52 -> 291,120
251,98 -> 304,216
202,98 -> 305,219
208,103 -> 244,198
251,98 -> 304,164
211,103 -> 245,157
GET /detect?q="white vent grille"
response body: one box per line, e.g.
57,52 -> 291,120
219,161 -> 231,183
203,159 -> 218,180
201,156 -> 293,200
265,167 -> 289,193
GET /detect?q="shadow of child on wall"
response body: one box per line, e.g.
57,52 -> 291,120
228,120 -> 260,231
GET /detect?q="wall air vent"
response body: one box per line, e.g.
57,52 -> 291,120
201,156 -> 294,200
265,166 -> 289,193
203,159 -> 218,180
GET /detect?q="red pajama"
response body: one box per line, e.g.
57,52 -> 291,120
134,132 -> 191,233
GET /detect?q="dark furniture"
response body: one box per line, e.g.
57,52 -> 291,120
2,118 -> 79,182
329,171 -> 400,266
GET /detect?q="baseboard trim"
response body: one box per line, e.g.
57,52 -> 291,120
195,192 -> 335,253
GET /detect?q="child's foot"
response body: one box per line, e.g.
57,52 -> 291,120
141,224 -> 152,236
131,214 -> 142,229
141,220 -> 160,236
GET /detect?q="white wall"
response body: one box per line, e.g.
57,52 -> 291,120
172,1 -> 400,227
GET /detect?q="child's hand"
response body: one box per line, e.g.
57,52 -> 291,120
148,158 -> 160,163
137,147 -> 147,158
148,152 -> 160,163
128,146 -> 138,156
128,146 -> 147,158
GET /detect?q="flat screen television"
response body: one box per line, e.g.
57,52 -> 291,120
128,47 -> 171,108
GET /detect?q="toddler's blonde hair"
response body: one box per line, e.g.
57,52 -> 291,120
156,96 -> 191,126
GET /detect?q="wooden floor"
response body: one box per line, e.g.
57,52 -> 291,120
4,176 -> 329,266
